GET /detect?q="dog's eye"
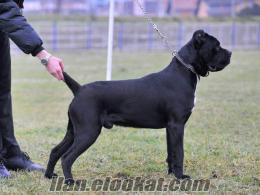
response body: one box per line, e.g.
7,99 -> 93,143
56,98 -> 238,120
215,46 -> 220,51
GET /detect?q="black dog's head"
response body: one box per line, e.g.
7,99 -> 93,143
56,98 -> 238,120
190,30 -> 232,77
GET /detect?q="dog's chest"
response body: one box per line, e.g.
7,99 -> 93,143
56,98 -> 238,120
190,76 -> 198,112
192,92 -> 197,112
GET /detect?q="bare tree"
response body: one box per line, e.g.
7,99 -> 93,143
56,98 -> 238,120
195,0 -> 202,16
166,0 -> 172,15
55,0 -> 63,14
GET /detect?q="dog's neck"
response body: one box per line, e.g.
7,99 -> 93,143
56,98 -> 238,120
177,41 -> 198,66
163,42 -> 198,91
169,57 -> 198,90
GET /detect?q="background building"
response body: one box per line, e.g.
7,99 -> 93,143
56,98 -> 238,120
23,0 -> 260,17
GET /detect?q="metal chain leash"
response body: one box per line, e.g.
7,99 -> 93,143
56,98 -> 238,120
134,0 -> 177,55
134,0 -> 199,76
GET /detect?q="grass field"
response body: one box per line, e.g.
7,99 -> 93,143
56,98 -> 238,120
0,50 -> 259,194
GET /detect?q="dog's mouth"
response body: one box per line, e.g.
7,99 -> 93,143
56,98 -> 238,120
208,58 -> 231,72
208,65 -> 217,72
208,64 -> 227,72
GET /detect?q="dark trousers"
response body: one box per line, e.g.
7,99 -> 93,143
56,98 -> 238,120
0,32 -> 21,159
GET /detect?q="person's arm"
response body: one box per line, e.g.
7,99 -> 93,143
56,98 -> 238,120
0,1 -> 64,80
0,1 -> 43,56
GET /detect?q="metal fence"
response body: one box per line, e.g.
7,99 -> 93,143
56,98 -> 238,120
11,21 -> 260,52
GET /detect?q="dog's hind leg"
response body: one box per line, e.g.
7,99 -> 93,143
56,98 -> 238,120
61,123 -> 101,185
45,119 -> 74,179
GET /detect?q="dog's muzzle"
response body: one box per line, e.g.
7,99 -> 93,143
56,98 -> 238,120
209,50 -> 232,72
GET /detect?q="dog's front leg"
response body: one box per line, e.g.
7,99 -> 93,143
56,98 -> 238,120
166,122 -> 190,179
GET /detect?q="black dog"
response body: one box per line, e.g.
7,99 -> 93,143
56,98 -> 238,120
45,30 -> 232,184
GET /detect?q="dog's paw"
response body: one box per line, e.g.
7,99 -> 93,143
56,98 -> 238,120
168,168 -> 174,175
176,174 -> 191,180
65,178 -> 75,186
168,170 -> 191,180
44,172 -> 58,179
103,122 -> 113,129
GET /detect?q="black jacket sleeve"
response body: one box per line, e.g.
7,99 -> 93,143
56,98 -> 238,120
0,0 -> 44,56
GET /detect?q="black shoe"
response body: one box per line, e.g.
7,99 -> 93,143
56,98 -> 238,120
0,160 -> 11,178
5,152 -> 45,172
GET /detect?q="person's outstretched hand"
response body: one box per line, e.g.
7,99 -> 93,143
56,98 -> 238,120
36,50 -> 64,80
46,56 -> 64,80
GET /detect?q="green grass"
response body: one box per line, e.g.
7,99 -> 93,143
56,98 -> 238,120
0,50 -> 259,194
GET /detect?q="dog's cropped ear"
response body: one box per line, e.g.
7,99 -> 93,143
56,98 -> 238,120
193,30 -> 206,49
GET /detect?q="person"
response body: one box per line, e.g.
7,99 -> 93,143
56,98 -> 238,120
0,0 -> 64,178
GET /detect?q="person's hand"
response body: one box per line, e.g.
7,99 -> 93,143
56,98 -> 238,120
46,56 -> 64,80
36,50 -> 64,81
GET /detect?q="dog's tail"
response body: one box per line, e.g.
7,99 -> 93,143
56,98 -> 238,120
63,72 -> 81,96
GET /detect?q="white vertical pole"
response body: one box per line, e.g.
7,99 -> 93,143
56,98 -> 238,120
106,0 -> 115,81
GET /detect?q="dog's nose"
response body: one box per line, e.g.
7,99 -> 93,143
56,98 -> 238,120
228,51 -> 232,56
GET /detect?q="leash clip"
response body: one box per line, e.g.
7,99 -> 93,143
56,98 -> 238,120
172,51 -> 177,57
